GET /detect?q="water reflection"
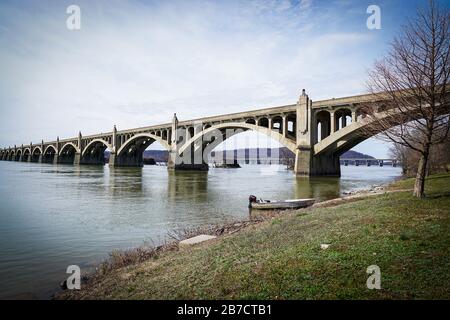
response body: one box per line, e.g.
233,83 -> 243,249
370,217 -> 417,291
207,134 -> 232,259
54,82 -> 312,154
108,166 -> 144,196
167,171 -> 209,202
0,161 -> 402,299
294,176 -> 341,201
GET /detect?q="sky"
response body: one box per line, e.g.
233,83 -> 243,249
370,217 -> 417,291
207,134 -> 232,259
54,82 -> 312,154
0,0 -> 439,157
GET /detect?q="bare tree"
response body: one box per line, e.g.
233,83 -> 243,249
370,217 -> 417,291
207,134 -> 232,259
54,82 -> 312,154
388,144 -> 409,175
364,0 -> 450,198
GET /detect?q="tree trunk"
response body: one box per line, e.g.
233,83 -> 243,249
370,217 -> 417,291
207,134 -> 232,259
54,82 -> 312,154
413,152 -> 429,198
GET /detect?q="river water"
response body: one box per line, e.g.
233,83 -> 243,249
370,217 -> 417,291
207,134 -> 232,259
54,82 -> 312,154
0,161 -> 402,299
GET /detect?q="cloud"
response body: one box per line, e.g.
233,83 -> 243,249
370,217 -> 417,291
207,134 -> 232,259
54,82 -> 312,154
0,0 -> 392,156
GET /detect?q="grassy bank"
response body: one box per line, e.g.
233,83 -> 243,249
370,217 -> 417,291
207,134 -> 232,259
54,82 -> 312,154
60,174 -> 450,299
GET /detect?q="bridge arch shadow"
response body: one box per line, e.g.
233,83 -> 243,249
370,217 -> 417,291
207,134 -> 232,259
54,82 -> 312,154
59,143 -> 79,164
112,133 -> 170,167
81,139 -> 112,165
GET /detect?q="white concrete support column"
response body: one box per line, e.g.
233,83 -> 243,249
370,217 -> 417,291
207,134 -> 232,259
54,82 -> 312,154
352,110 -> 357,123
330,111 -> 335,133
268,117 -> 273,130
282,115 -> 287,137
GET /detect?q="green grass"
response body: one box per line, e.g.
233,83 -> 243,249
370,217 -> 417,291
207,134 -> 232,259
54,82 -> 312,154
62,174 -> 450,300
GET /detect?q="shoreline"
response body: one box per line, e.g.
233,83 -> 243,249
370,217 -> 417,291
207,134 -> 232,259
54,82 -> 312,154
56,173 -> 450,299
54,176 -> 410,300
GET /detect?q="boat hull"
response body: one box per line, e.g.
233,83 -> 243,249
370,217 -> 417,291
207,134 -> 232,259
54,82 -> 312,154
250,198 -> 315,210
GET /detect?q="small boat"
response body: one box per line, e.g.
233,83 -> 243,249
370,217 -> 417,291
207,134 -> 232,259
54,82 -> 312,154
248,195 -> 315,210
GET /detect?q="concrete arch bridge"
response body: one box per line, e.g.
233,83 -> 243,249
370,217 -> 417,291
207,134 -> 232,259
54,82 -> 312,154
1,90 -> 442,176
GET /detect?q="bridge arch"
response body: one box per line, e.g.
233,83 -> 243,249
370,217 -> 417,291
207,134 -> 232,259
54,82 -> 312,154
22,148 -> 31,162
32,146 -> 42,154
314,109 -> 409,157
13,149 -> 22,161
113,133 -> 170,167
334,108 -> 352,131
42,145 -> 57,163
59,143 -> 79,156
315,110 -> 331,143
177,122 -> 297,162
58,143 -> 79,164
30,146 -> 42,162
257,117 -> 269,128
81,139 -> 112,165
271,116 -> 283,131
43,145 -> 56,155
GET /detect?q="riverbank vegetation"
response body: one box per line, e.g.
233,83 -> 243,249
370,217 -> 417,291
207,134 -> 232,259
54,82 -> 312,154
58,173 -> 450,300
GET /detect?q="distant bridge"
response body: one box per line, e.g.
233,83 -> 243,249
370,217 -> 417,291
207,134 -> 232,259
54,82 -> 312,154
0,89 -> 439,176
340,158 -> 400,167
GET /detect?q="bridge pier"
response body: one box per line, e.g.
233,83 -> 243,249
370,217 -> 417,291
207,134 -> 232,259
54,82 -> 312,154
166,114 -> 210,172
57,155 -> 75,164
293,147 -> 311,176
293,150 -> 341,177
80,156 -> 105,165
167,149 -> 209,171
292,90 -> 341,177
109,152 -> 144,167
311,153 -> 341,176
80,149 -> 106,165
73,152 -> 82,165
31,154 -> 42,163
168,162 -> 209,171
40,154 -> 58,164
